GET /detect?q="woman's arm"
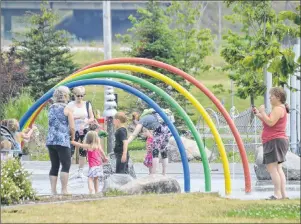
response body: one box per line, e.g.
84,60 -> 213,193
127,123 -> 143,144
258,105 -> 283,127
65,107 -> 75,141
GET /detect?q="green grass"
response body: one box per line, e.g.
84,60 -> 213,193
227,203 -> 300,220
2,193 -> 300,223
129,150 -> 146,163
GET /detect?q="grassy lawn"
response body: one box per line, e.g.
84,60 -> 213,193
2,193 -> 300,223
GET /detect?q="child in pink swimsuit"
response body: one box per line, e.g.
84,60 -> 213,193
71,130 -> 108,194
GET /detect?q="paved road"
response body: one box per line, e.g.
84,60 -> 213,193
22,161 -> 300,200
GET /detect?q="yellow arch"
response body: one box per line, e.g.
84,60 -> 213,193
26,64 -> 232,194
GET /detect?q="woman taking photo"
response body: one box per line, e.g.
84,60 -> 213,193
253,87 -> 289,200
67,86 -> 95,178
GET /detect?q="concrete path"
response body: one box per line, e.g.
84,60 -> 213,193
22,161 -> 300,200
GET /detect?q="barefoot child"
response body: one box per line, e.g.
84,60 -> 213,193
143,129 -> 153,174
113,112 -> 130,174
71,131 -> 108,194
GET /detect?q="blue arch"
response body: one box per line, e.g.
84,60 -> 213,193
20,79 -> 190,192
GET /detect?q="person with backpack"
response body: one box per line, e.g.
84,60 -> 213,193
67,86 -> 95,179
127,108 -> 174,175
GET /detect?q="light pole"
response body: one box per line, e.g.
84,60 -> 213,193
103,0 -> 116,154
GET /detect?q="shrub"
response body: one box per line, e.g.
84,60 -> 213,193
0,47 -> 27,120
3,91 -> 48,128
1,159 -> 36,205
23,125 -> 49,160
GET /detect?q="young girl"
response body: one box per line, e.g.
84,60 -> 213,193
6,119 -> 37,151
71,131 -> 108,194
143,129 -> 153,174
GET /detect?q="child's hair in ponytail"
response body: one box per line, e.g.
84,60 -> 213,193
285,103 -> 290,114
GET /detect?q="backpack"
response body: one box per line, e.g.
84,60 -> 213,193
86,101 -> 96,119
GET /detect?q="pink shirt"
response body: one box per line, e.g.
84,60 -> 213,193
262,107 -> 288,144
87,149 -> 102,168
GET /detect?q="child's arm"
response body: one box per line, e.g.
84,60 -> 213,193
21,124 -> 37,140
99,147 -> 108,163
121,139 -> 128,163
70,141 -> 89,150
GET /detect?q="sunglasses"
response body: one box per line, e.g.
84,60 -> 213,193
76,95 -> 85,98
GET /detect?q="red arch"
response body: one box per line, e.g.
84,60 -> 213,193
28,57 -> 251,193
76,57 -> 252,193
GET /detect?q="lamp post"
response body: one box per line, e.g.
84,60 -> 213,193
103,0 -> 116,154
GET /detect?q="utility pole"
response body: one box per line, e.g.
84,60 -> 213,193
103,1 -> 116,154
291,38 -> 300,153
218,1 -> 222,45
298,39 -> 301,153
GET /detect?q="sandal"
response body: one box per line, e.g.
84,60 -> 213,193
266,195 -> 278,200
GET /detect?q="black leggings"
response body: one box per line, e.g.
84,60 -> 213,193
48,145 -> 71,176
152,148 -> 168,159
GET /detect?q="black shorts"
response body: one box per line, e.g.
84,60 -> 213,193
71,129 -> 88,157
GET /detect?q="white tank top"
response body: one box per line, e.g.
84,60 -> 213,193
67,101 -> 89,131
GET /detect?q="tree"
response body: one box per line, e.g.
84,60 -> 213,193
0,47 -> 27,120
166,1 -> 214,110
13,2 -> 78,99
221,1 -> 300,105
166,1 -> 214,77
116,0 -> 181,110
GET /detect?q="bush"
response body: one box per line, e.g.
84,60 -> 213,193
3,91 -> 48,128
0,47 -> 27,120
23,125 -> 49,160
128,139 -> 146,151
1,159 -> 36,205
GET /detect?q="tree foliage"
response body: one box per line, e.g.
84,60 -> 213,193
13,2 -> 78,99
116,1 -> 181,110
0,47 -> 27,120
221,1 -> 300,104
166,1 -> 214,76
117,0 -> 214,113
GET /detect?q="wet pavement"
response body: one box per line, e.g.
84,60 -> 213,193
22,161 -> 300,200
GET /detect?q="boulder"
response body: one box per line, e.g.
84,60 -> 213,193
120,174 -> 181,195
254,146 -> 301,180
167,136 -> 213,162
103,152 -> 136,179
103,174 -> 134,193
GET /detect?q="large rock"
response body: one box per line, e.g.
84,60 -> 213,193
103,174 -> 134,193
254,146 -> 301,180
167,136 -> 213,162
103,152 -> 136,179
120,174 -> 181,195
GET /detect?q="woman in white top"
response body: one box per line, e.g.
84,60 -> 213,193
67,86 -> 94,178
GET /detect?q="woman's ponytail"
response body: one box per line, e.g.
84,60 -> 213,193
285,103 -> 290,114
